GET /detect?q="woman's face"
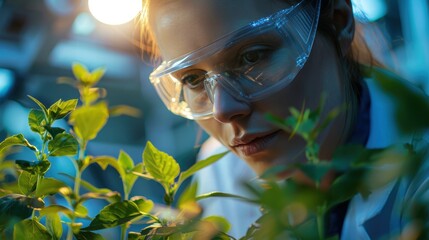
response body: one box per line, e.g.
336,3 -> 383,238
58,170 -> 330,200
149,0 -> 348,175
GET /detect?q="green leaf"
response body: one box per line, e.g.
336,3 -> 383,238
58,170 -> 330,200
89,67 -> 106,84
178,151 -> 228,185
14,219 -> 52,239
35,178 -> 69,197
28,109 -> 46,135
292,217 -> 320,239
0,134 -> 37,153
81,201 -> 144,231
45,126 -> 66,139
39,205 -> 74,219
72,63 -> 105,87
331,145 -> 368,171
57,77 -> 77,87
72,63 -> 90,84
81,87 -> 105,105
131,197 -> 154,213
203,216 -> 231,233
80,191 -> 122,204
46,213 -> 62,240
18,171 -> 37,195
109,105 -> 141,117
298,162 -> 332,183
75,231 -> 106,240
143,141 -> 180,185
364,65 -> 429,134
37,160 -> 51,175
118,151 -> 143,198
195,191 -> 256,203
177,182 -> 198,209
60,173 -> 109,194
75,204 -> 89,218
124,164 -> 143,199
328,168 -> 366,207
0,194 -> 43,232
89,156 -> 123,175
48,132 -> 78,156
140,226 -> 179,238
16,160 -> 51,175
118,150 -> 134,176
15,160 -> 38,174
128,232 -> 142,240
71,222 -> 83,234
28,95 -> 49,120
48,99 -> 78,120
69,102 -> 109,141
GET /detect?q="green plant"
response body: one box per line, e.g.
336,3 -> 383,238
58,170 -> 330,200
237,66 -> 429,240
0,63 -> 230,240
0,64 -> 428,240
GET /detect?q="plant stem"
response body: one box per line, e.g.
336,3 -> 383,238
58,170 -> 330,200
316,205 -> 325,240
74,170 -> 82,198
74,140 -> 87,197
66,223 -> 73,240
120,224 -> 127,240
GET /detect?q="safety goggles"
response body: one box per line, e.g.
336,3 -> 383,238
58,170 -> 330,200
149,0 -> 321,120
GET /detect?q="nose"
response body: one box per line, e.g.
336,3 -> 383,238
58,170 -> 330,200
211,83 -> 252,123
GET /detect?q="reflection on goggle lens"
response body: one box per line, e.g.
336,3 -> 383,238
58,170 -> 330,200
150,0 -> 321,120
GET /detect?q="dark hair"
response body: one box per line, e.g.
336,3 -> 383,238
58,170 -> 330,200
318,0 -> 387,139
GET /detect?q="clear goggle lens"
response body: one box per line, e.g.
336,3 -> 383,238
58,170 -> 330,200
150,0 -> 321,120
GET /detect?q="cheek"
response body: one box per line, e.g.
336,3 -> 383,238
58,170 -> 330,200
196,119 -> 226,144
252,34 -> 343,119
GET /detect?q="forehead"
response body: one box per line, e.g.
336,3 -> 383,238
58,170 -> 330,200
149,0 -> 288,60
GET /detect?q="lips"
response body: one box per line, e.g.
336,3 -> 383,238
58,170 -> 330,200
231,130 -> 281,156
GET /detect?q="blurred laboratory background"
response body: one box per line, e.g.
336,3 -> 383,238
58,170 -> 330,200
0,0 -> 428,210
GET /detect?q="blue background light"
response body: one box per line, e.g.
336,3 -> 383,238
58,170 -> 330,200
352,0 -> 388,22
0,68 -> 14,98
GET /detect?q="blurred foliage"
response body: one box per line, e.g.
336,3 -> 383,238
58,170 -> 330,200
239,65 -> 429,240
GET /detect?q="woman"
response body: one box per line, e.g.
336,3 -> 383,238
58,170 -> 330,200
139,0 -> 429,238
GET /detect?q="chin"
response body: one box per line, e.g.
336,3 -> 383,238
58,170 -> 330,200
243,148 -> 307,178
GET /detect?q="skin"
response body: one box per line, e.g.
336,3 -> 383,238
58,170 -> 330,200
148,0 -> 355,176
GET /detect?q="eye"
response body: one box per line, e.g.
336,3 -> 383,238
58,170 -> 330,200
180,69 -> 206,89
240,46 -> 273,66
242,51 -> 261,64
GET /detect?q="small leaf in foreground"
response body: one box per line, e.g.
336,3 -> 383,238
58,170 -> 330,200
179,151 -> 228,184
18,171 -> 37,195
14,219 -> 52,240
0,134 -> 37,153
69,102 -> 109,141
130,197 -> 154,213
28,109 -> 46,135
143,141 -> 180,185
35,177 -> 69,197
48,132 -> 78,156
75,231 -> 106,240
28,95 -> 49,119
0,194 -> 42,232
46,213 -> 62,240
48,98 -> 78,120
82,201 -> 144,231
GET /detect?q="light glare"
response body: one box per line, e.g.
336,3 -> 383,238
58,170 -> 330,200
88,0 -> 142,25
0,68 -> 14,98
352,0 -> 387,22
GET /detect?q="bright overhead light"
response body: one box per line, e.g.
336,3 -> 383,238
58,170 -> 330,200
88,0 -> 142,25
